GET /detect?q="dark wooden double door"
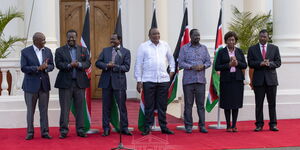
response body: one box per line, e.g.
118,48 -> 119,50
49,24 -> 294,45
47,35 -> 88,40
60,0 -> 117,98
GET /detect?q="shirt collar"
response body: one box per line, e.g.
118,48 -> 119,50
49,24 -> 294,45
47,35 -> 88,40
67,44 -> 77,49
148,40 -> 161,46
259,43 -> 268,48
33,45 -> 44,52
188,42 -> 202,48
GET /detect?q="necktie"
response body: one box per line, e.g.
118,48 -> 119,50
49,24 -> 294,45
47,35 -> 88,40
112,49 -> 117,63
262,45 -> 266,59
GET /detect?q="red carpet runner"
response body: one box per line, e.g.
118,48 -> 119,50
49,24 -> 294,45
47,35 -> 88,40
0,100 -> 300,150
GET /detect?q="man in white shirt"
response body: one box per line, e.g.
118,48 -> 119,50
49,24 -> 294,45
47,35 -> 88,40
134,28 -> 175,135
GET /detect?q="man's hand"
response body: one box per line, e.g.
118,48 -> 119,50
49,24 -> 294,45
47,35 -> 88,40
71,60 -> 79,68
169,72 -> 175,79
260,59 -> 269,67
136,82 -> 143,93
107,61 -> 115,68
38,61 -> 48,71
192,64 -> 204,71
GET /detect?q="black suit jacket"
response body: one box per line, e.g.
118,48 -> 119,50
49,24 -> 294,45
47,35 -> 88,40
247,43 -> 281,86
54,45 -> 91,89
21,46 -> 54,93
95,46 -> 131,90
215,47 -> 247,82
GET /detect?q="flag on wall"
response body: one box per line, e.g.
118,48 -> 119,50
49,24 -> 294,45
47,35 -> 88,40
205,8 -> 223,112
71,6 -> 91,132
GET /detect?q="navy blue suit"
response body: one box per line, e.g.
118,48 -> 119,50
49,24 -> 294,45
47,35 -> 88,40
95,46 -> 131,131
21,46 -> 54,93
20,45 -> 54,135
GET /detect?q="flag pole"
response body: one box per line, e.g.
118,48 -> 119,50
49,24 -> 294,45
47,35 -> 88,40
208,0 -> 226,130
84,0 -> 100,134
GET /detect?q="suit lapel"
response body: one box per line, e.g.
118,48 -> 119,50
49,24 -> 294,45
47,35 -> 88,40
108,47 -> 113,62
63,45 -> 72,62
76,46 -> 81,61
30,46 -> 41,65
265,44 -> 271,59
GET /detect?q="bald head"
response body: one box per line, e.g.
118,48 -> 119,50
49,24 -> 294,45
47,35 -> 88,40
33,32 -> 46,49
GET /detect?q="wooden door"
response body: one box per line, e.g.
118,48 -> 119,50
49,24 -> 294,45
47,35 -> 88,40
60,0 -> 117,98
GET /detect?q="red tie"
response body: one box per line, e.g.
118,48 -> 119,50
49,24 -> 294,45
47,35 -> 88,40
262,45 -> 266,59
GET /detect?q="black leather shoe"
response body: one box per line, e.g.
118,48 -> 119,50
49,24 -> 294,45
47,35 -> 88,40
185,128 -> 192,133
142,129 -> 150,136
102,130 -> 110,136
59,133 -> 67,139
161,128 -> 174,135
121,130 -> 133,136
254,126 -> 263,132
77,132 -> 87,137
25,134 -> 34,140
270,126 -> 279,131
199,127 -> 208,133
41,134 -> 52,139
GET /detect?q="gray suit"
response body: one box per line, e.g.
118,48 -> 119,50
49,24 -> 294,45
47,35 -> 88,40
20,45 -> 54,135
54,44 -> 91,134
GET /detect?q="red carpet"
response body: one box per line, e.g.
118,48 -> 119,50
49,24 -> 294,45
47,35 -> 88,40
1,119 -> 300,150
1,100 -> 300,149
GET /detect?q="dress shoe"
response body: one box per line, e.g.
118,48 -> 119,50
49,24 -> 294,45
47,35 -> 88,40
226,128 -> 232,132
185,128 -> 192,133
25,134 -> 34,140
161,128 -> 174,135
77,132 -> 87,137
270,126 -> 279,131
41,134 -> 52,139
199,127 -> 208,133
121,130 -> 133,136
254,126 -> 263,132
59,133 -> 67,139
232,128 -> 238,132
102,130 -> 110,136
142,129 -> 150,136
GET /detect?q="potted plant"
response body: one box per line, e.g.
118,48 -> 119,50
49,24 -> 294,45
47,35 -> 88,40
0,8 -> 25,95
228,6 -> 272,89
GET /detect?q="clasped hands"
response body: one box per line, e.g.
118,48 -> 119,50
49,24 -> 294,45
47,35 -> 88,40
37,59 -> 49,71
107,61 -> 115,68
191,64 -> 205,71
229,56 -> 238,67
260,59 -> 270,67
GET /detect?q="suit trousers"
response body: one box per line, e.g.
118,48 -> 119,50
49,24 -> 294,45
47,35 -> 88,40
59,80 -> 85,134
24,90 -> 49,135
183,83 -> 206,128
254,83 -> 277,127
102,88 -> 128,131
143,82 -> 169,130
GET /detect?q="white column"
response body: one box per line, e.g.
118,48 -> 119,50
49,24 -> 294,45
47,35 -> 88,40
243,0 -> 269,14
1,69 -> 9,96
273,0 -> 300,54
23,0 -> 59,50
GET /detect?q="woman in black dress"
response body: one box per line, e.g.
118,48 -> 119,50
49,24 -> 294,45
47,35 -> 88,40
215,31 -> 247,132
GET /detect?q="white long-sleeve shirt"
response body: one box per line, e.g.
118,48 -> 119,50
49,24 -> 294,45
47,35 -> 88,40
134,40 -> 175,83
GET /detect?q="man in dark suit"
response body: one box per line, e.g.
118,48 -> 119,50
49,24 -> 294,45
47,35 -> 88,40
21,32 -> 54,140
247,29 -> 281,132
54,29 -> 91,138
95,33 -> 132,136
